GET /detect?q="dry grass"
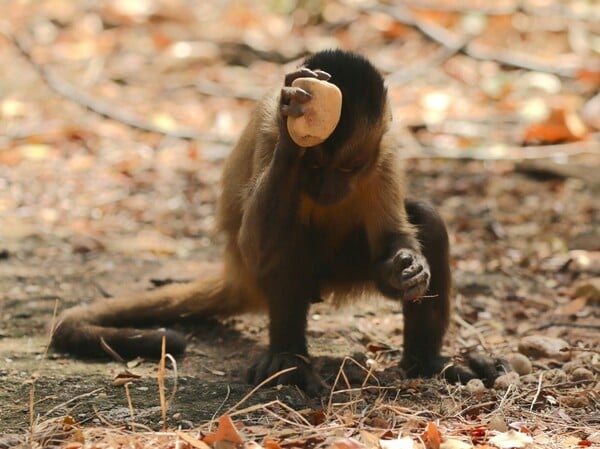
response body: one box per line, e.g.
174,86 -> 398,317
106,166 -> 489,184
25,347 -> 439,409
4,350 -> 598,449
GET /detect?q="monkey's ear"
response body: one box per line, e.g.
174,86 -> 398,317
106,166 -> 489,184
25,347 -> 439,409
287,78 -> 342,147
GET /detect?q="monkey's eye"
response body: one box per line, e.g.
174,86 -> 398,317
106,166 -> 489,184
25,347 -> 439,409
337,167 -> 353,173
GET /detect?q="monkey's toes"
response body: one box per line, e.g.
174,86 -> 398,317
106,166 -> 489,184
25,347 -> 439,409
246,352 -> 326,396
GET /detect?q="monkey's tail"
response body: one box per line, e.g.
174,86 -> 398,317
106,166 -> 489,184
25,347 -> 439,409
51,276 -> 246,359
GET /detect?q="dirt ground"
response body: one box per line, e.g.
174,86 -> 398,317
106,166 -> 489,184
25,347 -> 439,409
2,158 -> 599,443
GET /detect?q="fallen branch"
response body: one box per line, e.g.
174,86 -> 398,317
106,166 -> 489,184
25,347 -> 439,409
369,4 -> 579,77
0,27 -> 235,145
400,139 -> 600,161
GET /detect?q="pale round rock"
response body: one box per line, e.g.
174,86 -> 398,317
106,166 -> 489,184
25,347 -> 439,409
287,78 -> 342,147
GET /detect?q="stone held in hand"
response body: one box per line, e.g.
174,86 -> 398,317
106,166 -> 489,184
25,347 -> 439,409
287,77 -> 342,147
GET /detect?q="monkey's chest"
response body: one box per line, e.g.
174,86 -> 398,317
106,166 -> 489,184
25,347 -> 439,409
313,226 -> 371,281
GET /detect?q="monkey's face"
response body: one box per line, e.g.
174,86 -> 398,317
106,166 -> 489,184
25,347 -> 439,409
300,142 -> 377,205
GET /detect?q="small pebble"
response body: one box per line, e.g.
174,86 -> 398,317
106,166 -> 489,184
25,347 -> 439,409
520,374 -> 539,384
562,361 -> 580,373
507,353 -> 532,375
488,414 -> 508,432
544,368 -> 567,384
465,378 -> 486,394
494,371 -> 521,389
570,367 -> 594,382
518,335 -> 571,361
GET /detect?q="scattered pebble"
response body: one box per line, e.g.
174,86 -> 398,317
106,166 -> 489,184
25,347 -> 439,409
570,367 -> 594,382
494,371 -> 521,389
520,374 -> 539,384
543,368 -> 568,384
561,395 -> 590,408
507,353 -> 532,375
518,335 -> 571,361
562,360 -> 581,373
575,277 -> 600,303
465,378 -> 486,394
488,414 -> 508,432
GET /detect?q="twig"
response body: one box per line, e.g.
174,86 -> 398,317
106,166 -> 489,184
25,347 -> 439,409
526,321 -> 600,333
158,336 -> 167,430
530,372 -> 544,412
0,27 -> 234,145
42,388 -> 106,418
223,366 -> 298,416
124,382 -> 135,429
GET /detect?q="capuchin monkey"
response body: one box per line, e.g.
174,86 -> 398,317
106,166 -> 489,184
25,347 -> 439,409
52,49 -> 507,395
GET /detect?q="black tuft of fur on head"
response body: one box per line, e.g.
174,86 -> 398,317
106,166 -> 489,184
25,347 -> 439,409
304,49 -> 387,147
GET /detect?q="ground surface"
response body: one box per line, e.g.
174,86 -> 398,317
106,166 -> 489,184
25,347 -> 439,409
1,1 -> 599,448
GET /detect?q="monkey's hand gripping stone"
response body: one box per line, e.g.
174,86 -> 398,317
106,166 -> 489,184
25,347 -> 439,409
287,78 -> 342,147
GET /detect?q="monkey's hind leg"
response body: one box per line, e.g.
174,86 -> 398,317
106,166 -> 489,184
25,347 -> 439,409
401,200 -> 509,386
400,200 -> 451,377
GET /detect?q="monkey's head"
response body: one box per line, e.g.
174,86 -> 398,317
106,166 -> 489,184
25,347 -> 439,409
299,50 -> 390,206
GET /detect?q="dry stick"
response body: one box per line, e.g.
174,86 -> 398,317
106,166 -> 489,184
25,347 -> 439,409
158,336 -> 167,430
369,4 -> 579,77
223,366 -> 299,416
42,388 -> 106,419
124,382 -> 135,430
530,372 -> 545,412
0,27 -> 234,145
28,299 -> 61,437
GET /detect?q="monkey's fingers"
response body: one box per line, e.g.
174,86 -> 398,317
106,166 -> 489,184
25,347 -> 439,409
281,86 -> 312,105
313,69 -> 332,81
284,68 -> 331,86
281,103 -> 304,118
392,250 -> 415,271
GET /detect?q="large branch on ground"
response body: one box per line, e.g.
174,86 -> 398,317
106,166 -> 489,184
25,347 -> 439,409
370,4 -> 580,77
0,28 -> 234,145
401,140 -> 600,161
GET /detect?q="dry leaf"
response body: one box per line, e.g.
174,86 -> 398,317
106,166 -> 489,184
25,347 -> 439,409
203,415 -> 244,445
523,108 -> 587,144
489,430 -> 533,448
264,439 -> 282,449
440,439 -> 473,449
555,296 -> 588,316
328,438 -> 367,449
421,422 -> 442,449
113,370 -> 142,386
379,437 -> 416,449
177,432 -> 212,449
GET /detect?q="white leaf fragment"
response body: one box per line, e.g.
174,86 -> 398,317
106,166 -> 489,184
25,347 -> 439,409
489,430 -> 533,448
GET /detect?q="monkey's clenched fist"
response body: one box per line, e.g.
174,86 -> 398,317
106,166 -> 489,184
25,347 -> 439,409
378,249 -> 430,302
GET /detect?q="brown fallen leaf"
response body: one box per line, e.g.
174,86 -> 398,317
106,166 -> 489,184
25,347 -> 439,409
177,432 -> 212,449
421,422 -> 442,449
523,108 -> 587,144
113,370 -> 142,386
203,415 -> 244,445
327,438 -> 367,449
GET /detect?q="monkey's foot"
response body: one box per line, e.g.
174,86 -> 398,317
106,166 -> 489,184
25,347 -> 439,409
246,352 -> 327,396
402,353 -> 512,388
387,249 -> 430,302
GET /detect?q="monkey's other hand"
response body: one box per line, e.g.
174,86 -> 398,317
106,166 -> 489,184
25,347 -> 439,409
246,352 -> 327,397
380,249 -> 430,302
